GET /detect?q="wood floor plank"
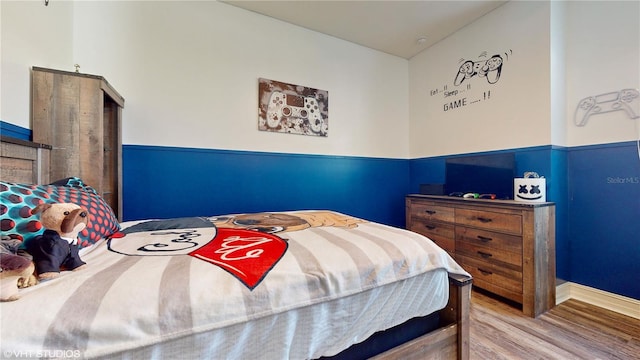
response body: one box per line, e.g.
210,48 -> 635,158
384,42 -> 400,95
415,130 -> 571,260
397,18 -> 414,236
559,299 -> 640,341
469,289 -> 640,360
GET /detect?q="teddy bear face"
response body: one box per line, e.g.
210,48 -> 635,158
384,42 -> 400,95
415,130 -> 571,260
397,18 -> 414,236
31,203 -> 89,239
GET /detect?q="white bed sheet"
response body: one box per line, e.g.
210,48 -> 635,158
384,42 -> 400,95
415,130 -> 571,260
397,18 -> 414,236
94,268 -> 449,360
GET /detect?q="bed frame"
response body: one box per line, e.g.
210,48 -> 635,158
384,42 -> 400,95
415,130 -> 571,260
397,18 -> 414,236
1,135 -> 472,360
372,273 -> 471,360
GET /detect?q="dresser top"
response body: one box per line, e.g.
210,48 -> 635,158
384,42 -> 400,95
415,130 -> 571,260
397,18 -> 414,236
406,194 -> 555,208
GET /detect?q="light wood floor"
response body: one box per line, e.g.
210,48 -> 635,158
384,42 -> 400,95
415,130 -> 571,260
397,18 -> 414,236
470,289 -> 640,360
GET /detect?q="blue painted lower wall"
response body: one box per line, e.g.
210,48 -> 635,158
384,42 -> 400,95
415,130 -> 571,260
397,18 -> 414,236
0,121 -> 31,140
123,145 -> 411,228
567,142 -> 639,299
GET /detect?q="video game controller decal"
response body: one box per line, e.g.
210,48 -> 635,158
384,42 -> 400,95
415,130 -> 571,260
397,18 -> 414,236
258,78 -> 328,137
429,50 -> 512,113
574,89 -> 639,126
454,54 -> 504,86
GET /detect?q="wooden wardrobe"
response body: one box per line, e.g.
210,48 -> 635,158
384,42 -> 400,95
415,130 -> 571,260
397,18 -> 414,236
31,67 -> 124,220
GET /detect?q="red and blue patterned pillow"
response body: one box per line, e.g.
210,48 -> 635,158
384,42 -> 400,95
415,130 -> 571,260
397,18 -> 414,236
0,178 -> 120,249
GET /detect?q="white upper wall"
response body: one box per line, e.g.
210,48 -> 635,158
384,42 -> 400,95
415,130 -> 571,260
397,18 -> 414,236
564,0 -> 640,147
0,0 -> 74,127
408,1 -> 551,158
2,1 -> 637,157
1,1 -> 409,159
408,0 -> 640,157
549,0 -> 567,147
70,1 -> 410,158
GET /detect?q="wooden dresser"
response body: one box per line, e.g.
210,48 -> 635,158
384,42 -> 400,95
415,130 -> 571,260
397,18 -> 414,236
0,136 -> 51,184
406,194 -> 555,317
31,67 -> 124,220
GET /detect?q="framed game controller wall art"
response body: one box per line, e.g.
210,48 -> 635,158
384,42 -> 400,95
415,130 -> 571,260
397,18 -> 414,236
258,78 -> 329,137
428,50 -> 512,113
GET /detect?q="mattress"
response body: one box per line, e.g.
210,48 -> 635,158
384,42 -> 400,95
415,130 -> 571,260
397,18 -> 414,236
0,211 -> 469,359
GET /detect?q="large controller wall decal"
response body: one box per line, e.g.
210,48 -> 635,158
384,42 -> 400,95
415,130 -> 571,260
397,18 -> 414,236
429,50 -> 512,112
574,89 -> 639,126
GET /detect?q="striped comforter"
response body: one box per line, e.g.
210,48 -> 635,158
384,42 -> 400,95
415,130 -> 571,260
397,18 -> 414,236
0,211 -> 469,359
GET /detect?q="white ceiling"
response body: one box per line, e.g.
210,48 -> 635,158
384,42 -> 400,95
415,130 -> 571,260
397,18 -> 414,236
223,0 -> 508,59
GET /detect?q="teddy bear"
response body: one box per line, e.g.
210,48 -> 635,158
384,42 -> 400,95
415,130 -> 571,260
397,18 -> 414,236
24,203 -> 89,280
0,236 -> 37,301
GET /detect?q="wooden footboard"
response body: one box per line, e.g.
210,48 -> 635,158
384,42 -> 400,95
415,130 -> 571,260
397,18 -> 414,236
372,274 -> 472,360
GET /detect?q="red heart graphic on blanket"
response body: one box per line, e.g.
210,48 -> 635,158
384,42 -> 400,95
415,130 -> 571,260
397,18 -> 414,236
189,228 -> 288,289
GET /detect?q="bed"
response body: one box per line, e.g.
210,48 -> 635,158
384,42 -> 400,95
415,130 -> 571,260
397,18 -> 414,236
1,135 -> 472,359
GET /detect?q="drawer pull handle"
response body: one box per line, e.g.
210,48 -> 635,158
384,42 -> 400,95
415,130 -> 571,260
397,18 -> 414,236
477,217 -> 493,223
478,268 -> 493,276
425,225 -> 436,230
477,236 -> 493,242
477,251 -> 493,258
425,210 -> 436,215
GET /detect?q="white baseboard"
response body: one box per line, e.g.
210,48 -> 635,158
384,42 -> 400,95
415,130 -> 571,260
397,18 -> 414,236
556,282 -> 639,319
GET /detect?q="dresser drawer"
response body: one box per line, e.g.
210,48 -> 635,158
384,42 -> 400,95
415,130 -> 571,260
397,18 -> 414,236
456,238 -> 522,269
410,220 -> 455,254
455,226 -> 522,254
456,254 -> 522,297
456,208 -> 522,234
410,203 -> 454,223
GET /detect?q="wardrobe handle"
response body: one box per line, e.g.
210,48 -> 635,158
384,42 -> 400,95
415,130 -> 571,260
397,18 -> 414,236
477,251 -> 493,258
477,235 -> 493,242
425,210 -> 436,215
425,225 -> 436,230
477,217 -> 493,223
478,268 -> 493,276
